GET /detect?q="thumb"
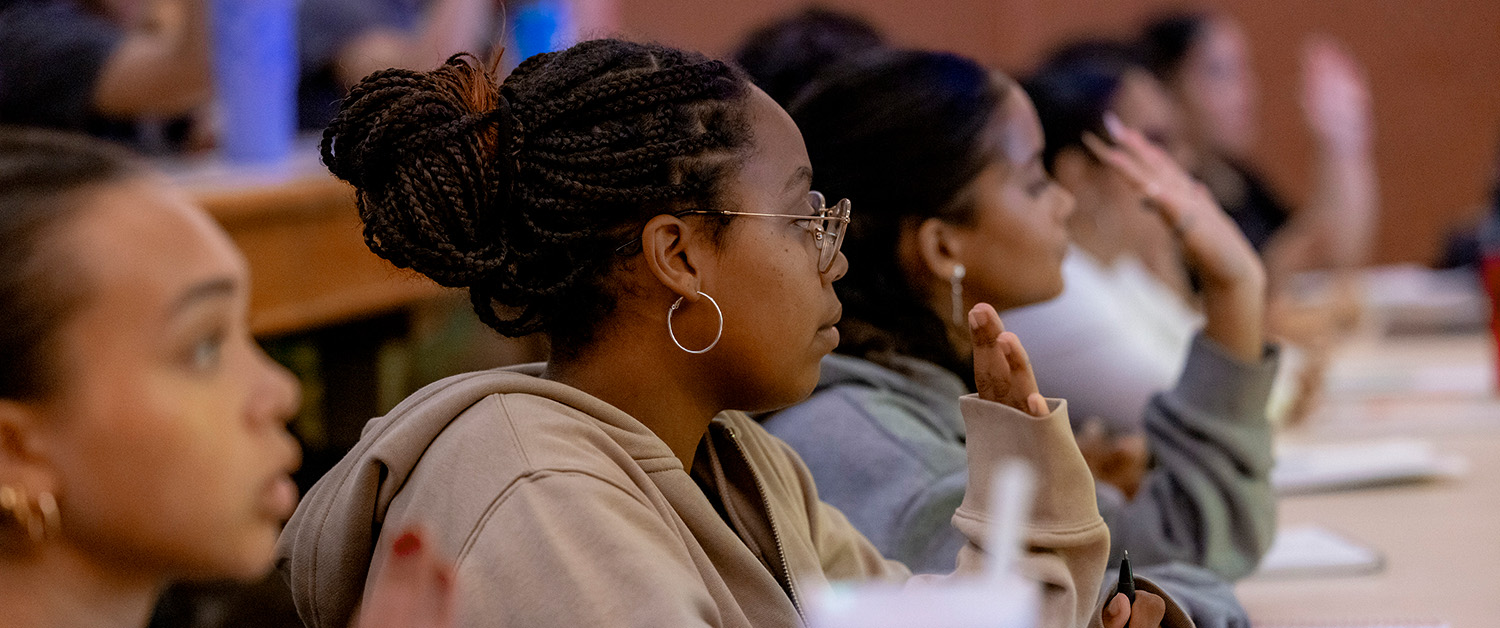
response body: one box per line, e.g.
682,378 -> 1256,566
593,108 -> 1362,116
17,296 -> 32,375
1101,592 -> 1131,628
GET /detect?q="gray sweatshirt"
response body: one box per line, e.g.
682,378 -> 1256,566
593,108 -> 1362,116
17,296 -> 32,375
762,333 -> 1278,626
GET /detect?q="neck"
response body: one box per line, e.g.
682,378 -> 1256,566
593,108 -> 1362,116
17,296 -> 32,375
925,285 -> 975,372
0,548 -> 163,628
543,329 -> 720,471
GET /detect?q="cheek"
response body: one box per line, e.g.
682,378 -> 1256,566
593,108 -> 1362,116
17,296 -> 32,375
60,364 -> 278,577
976,193 -> 1067,305
711,238 -> 827,407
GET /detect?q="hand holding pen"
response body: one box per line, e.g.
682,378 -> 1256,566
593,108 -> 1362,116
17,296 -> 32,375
1101,551 -> 1166,628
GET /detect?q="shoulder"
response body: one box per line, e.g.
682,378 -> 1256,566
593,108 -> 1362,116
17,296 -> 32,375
424,389 -> 663,483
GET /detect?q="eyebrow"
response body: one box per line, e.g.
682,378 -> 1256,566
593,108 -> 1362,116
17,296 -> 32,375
784,166 -> 813,194
171,277 -> 238,315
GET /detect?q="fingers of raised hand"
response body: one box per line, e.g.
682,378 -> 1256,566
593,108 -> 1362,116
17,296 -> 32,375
1082,132 -> 1150,185
1103,112 -> 1175,173
968,302 -> 1004,348
973,304 -> 1040,413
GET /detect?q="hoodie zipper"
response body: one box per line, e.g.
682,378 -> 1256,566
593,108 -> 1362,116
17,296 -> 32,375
723,425 -> 804,619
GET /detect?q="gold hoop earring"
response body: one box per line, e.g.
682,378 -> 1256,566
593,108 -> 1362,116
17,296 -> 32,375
37,491 -> 60,541
1,485 -> 59,544
950,264 -> 966,327
667,291 -> 724,354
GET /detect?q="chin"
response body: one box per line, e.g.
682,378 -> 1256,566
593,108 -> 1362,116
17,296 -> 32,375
749,361 -> 823,413
190,528 -> 280,582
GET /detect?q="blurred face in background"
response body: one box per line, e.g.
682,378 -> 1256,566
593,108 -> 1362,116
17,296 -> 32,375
1109,70 -> 1191,257
945,84 -> 1076,312
1173,17 -> 1257,158
18,177 -> 301,582
1050,70 -> 1186,263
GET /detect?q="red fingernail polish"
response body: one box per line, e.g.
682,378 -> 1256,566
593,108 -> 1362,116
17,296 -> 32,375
393,531 -> 421,557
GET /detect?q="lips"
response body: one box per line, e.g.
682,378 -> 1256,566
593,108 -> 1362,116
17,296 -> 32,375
261,445 -> 302,521
261,474 -> 299,521
820,304 -> 843,330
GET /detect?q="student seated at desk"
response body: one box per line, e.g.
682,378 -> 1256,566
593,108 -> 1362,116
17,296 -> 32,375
0,128 -> 449,628
759,47 -> 1277,624
1140,12 -> 1379,287
1004,41 -> 1203,443
0,0 -> 212,150
277,40 -> 1176,628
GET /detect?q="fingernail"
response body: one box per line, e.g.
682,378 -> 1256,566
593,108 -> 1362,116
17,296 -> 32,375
968,308 -> 981,330
393,531 -> 422,557
1103,112 -> 1124,139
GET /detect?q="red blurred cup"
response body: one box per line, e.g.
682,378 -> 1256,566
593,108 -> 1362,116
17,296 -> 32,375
1483,253 -> 1500,392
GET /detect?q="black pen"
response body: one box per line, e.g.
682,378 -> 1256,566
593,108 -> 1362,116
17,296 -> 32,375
1117,550 -> 1136,603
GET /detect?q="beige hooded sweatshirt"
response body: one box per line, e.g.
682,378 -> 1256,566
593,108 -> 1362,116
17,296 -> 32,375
277,365 -> 1184,628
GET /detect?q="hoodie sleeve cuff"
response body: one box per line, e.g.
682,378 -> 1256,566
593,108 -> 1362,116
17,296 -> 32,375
1168,333 -> 1281,425
954,395 -> 1100,530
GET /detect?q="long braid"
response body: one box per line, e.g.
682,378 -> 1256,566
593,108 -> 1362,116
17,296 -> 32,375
321,41 -> 752,354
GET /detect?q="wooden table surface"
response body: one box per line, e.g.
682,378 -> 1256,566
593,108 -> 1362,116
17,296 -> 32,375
1238,324 -> 1500,627
164,152 -> 450,336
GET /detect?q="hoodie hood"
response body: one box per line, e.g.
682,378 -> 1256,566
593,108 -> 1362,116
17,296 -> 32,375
275,363 -> 679,628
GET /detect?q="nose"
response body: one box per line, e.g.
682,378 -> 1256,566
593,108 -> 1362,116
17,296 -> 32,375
825,250 -> 850,282
253,348 -> 303,428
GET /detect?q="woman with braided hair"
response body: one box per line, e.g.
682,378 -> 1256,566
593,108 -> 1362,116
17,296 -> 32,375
279,39 -> 1169,628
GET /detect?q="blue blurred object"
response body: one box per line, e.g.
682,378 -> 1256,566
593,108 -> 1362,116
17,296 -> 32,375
211,0 -> 298,164
513,0 -> 574,60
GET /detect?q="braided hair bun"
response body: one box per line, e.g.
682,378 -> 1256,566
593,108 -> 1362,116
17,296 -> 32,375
322,40 -> 752,349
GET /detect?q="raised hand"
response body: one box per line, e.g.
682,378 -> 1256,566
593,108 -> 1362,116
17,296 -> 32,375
969,303 -> 1048,417
1302,37 -> 1372,157
1083,115 -> 1268,363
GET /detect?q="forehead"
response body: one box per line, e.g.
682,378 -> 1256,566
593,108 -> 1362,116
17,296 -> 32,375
1196,18 -> 1248,61
986,83 -> 1044,167
1113,71 -> 1179,128
61,178 -> 245,311
736,86 -> 812,186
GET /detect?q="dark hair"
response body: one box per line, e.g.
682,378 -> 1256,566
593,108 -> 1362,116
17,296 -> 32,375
322,40 -> 753,357
790,49 -> 1010,378
0,127 -> 142,400
1140,12 -> 1211,81
732,7 -> 886,107
1023,40 -> 1146,171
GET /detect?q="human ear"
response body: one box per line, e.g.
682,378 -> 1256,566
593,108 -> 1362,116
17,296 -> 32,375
0,401 -> 59,506
911,217 -> 966,283
639,214 -> 707,303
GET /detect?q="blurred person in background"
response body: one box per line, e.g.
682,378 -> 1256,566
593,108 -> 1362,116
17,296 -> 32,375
0,127 -> 452,628
297,0 -> 505,129
1141,12 -> 1379,288
762,46 -> 1277,626
1007,41 -> 1203,440
0,0 -> 211,151
732,7 -> 886,108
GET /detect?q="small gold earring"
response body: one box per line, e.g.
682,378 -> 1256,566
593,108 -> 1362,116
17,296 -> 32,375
0,485 -> 61,543
37,491 -> 60,541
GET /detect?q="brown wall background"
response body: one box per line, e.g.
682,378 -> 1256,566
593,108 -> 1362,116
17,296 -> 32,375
590,0 -> 1500,265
